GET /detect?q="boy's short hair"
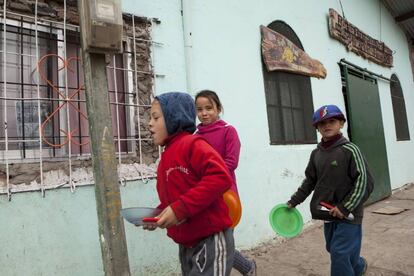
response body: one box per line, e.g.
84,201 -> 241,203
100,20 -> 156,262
312,105 -> 346,127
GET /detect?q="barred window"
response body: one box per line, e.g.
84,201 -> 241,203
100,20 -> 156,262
0,7 -> 159,197
390,74 -> 410,141
262,21 -> 316,145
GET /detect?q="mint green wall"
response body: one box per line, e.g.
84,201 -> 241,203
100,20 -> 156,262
0,182 -> 181,276
177,0 -> 414,248
119,180 -> 180,275
122,0 -> 188,94
0,187 -> 104,276
122,0 -> 414,248
1,1 -> 187,275
1,0 -> 413,275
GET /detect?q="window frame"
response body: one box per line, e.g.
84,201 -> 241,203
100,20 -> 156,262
0,17 -> 138,162
262,20 -> 317,145
0,11 -> 159,197
390,74 -> 410,141
0,17 -> 67,160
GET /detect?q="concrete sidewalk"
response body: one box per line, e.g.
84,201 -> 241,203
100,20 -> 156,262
236,183 -> 414,276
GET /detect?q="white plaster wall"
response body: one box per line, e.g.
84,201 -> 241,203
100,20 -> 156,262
120,179 -> 181,275
120,1 -> 187,274
2,1 -> 413,275
328,1 -> 414,190
122,0 -> 188,94
123,0 -> 414,250
179,0 -> 414,248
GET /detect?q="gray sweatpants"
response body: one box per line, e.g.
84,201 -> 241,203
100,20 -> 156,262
179,228 -> 235,276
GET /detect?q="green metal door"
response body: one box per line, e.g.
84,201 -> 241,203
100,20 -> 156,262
344,67 -> 391,203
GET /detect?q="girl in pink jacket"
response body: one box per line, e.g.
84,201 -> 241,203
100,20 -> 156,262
195,90 -> 256,276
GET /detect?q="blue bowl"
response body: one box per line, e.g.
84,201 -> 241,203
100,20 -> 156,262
120,207 -> 162,226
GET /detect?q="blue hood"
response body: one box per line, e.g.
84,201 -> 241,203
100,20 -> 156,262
155,92 -> 196,136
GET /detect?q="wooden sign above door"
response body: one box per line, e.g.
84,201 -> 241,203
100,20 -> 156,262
329,8 -> 393,68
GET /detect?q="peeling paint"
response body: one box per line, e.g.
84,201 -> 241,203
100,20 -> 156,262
0,1 -> 158,198
0,162 -> 157,194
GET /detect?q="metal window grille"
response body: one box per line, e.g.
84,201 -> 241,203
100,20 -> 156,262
262,20 -> 316,145
0,3 -> 160,199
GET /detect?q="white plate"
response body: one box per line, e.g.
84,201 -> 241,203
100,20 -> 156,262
120,207 -> 162,226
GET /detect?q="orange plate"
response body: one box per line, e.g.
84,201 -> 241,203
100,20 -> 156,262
223,190 -> 242,228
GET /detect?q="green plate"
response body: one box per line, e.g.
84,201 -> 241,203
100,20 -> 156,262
269,203 -> 303,238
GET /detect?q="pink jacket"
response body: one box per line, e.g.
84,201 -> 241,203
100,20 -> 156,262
196,119 -> 241,193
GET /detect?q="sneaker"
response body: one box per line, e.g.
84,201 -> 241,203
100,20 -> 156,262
245,259 -> 257,276
361,257 -> 368,276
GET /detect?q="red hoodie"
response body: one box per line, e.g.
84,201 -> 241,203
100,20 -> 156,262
156,132 -> 233,247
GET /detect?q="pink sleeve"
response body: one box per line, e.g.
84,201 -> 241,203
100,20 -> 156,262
223,126 -> 241,172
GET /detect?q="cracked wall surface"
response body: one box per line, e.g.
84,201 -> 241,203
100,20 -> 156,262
0,0 -> 159,192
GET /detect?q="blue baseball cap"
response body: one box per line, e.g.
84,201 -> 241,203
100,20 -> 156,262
312,105 -> 346,127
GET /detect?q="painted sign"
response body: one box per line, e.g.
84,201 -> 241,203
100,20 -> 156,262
329,8 -> 393,67
261,25 -> 327,79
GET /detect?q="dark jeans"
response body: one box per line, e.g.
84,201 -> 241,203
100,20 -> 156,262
324,221 -> 365,276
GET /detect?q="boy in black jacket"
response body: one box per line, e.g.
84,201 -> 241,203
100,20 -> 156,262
288,105 -> 373,276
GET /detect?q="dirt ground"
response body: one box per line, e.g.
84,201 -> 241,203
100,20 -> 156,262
232,184 -> 414,276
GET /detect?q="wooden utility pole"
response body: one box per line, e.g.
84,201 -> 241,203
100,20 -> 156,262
78,0 -> 130,275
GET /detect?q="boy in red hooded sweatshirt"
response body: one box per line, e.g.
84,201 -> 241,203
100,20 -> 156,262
144,92 -> 235,276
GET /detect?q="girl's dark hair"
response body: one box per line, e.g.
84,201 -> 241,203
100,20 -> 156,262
195,90 -> 223,113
